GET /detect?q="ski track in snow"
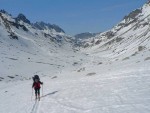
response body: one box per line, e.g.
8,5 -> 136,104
0,69 -> 150,113
30,101 -> 39,113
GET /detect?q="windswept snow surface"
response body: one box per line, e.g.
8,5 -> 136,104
0,62 -> 150,113
0,2 -> 150,113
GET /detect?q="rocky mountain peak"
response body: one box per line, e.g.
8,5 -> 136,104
0,9 -> 9,15
123,9 -> 142,20
33,21 -> 65,33
15,13 -> 30,24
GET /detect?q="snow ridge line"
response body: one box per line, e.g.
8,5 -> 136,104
97,14 -> 150,51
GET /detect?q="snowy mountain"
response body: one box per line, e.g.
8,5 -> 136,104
76,1 -> 150,75
15,13 -> 31,24
0,2 -> 150,113
80,2 -> 150,57
77,2 -> 150,78
74,32 -> 99,41
33,21 -> 65,33
0,10 -> 83,81
74,32 -> 99,47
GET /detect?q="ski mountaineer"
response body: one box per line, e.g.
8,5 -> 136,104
32,75 -> 43,100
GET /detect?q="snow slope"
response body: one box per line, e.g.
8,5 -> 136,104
0,2 -> 150,113
0,10 -> 85,82
0,69 -> 150,113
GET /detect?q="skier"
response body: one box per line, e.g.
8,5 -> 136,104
32,75 -> 43,100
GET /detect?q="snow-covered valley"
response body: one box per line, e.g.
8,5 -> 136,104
0,2 -> 150,113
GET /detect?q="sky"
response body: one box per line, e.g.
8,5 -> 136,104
0,0 -> 148,35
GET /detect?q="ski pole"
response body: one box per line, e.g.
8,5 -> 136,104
42,84 -> 43,96
31,88 -> 33,101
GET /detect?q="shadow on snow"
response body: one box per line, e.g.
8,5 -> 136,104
41,91 -> 58,98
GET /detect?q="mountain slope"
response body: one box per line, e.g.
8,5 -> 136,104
0,10 -> 86,82
80,2 -> 150,62
77,1 -> 150,81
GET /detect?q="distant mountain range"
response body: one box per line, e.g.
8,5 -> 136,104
74,32 -> 99,39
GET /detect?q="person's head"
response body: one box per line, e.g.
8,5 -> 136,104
35,79 -> 39,82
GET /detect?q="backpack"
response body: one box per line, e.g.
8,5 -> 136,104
32,75 -> 40,82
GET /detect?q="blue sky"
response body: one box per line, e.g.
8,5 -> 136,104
0,0 -> 147,35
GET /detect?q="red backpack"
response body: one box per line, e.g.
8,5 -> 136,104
33,81 -> 41,88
